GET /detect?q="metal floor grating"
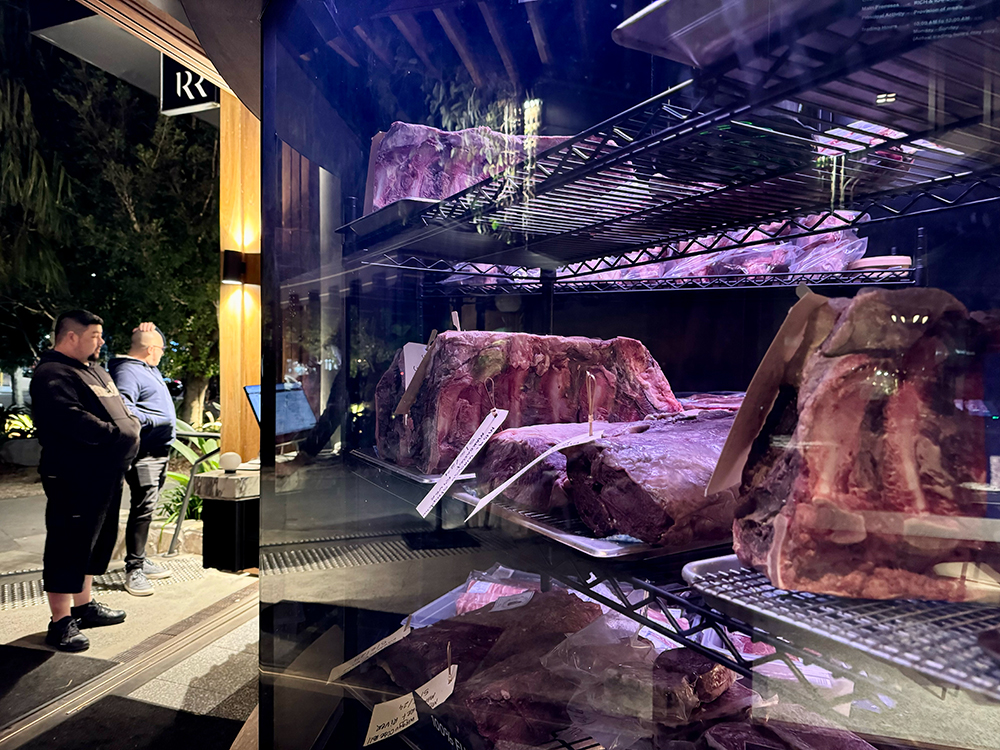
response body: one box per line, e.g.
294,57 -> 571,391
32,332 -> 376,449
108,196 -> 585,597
687,560 -> 1000,701
260,532 -> 512,575
0,557 -> 206,610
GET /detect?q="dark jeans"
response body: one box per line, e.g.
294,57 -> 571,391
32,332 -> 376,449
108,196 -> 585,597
124,453 -> 169,570
43,473 -> 124,593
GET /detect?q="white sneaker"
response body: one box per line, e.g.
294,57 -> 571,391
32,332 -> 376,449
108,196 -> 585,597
142,560 -> 172,580
125,568 -> 154,596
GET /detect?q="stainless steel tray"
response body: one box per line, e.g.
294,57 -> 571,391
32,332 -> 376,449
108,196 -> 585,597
683,555 -> 1000,701
350,449 -> 475,484
351,449 -> 726,560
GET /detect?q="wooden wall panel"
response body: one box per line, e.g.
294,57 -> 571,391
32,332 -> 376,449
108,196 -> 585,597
77,0 -> 228,90
220,91 -> 261,460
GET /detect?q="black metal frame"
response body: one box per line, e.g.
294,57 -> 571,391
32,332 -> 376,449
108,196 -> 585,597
538,557 -> 903,715
342,4 -> 1000,277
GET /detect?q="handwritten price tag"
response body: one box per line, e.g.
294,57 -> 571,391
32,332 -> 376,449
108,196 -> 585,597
328,620 -> 412,682
416,409 -> 509,518
490,591 -> 533,612
416,665 -> 458,709
465,430 -> 602,521
401,343 -> 428,389
363,693 -> 418,746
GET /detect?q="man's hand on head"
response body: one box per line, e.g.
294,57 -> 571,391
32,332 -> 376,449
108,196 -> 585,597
133,322 -> 156,333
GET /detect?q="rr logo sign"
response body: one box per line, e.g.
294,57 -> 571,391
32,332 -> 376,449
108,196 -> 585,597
176,71 -> 209,100
161,55 -> 220,116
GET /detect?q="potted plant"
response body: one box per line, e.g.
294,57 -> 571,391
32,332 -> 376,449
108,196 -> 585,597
0,405 -> 41,466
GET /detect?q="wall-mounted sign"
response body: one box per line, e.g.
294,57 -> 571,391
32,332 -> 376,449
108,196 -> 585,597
160,54 -> 220,116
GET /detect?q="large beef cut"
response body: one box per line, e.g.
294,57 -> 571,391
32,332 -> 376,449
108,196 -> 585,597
678,393 -> 746,412
734,288 -> 996,601
475,420 -> 620,514
564,412 -> 738,545
381,589 -> 601,748
376,331 -> 681,474
380,590 -> 600,691
370,122 -> 569,211
455,650 -> 580,747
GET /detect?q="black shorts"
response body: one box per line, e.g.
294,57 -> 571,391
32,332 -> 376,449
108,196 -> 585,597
42,473 -> 125,594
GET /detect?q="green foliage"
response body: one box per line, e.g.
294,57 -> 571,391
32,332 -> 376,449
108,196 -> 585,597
0,404 -> 36,440
159,417 -> 222,527
0,1 -> 220,388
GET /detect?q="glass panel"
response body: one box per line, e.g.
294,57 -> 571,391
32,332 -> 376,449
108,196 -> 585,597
260,2 -> 1000,749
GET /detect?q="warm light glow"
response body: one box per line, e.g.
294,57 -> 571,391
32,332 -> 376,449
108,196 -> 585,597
241,223 -> 258,249
222,279 -> 242,286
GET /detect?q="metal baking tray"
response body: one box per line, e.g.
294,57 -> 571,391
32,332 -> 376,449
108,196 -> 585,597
339,198 -> 515,262
350,449 -> 475,484
351,449 -> 727,560
683,555 -> 1000,701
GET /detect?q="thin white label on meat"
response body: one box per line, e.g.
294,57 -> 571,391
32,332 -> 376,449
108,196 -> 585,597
401,342 -> 428,389
416,664 -> 457,709
363,693 -> 418,746
490,591 -> 534,612
467,581 -> 492,594
416,408 -> 509,518
465,430 -> 602,521
328,620 -> 412,682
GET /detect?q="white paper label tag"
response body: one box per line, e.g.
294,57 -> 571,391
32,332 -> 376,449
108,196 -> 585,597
490,591 -> 534,612
363,693 -> 418,746
416,408 -> 509,518
416,665 -> 458,709
466,430 -> 602,521
328,621 -> 412,682
468,580 -> 491,594
402,343 -> 428,389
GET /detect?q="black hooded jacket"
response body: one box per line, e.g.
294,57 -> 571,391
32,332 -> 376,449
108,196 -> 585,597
30,350 -> 141,478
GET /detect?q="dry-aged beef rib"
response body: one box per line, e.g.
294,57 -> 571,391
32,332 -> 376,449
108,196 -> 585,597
475,421 -> 620,514
376,331 -> 681,473
370,122 -> 569,211
734,288 -> 995,601
565,412 -> 738,545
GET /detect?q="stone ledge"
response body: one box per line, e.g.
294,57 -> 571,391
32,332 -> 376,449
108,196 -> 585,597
114,509 -> 203,557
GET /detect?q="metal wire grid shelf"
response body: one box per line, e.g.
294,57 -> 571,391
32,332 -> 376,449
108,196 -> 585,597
358,251 -> 920,296
682,556 -> 1000,703
342,5 -> 1000,272
535,556 -> 906,717
424,267 -> 919,297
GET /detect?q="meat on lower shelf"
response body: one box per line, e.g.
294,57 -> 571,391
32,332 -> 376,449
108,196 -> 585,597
564,412 -> 739,546
734,287 -> 998,601
370,122 -> 569,211
376,331 -> 682,474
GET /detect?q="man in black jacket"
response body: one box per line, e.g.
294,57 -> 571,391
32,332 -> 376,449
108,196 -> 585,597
109,323 -> 176,596
30,310 -> 141,651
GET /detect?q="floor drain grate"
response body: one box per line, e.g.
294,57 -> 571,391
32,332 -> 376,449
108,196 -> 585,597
260,532 -> 511,575
0,558 -> 206,610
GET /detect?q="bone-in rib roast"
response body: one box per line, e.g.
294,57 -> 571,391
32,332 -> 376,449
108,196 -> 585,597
370,122 -> 570,211
734,288 -> 998,601
375,331 -> 682,474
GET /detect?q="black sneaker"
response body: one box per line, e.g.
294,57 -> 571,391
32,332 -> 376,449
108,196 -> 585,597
71,600 -> 126,628
46,616 -> 90,652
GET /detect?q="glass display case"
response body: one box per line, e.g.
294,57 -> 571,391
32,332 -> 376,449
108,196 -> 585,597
259,2 -> 1000,749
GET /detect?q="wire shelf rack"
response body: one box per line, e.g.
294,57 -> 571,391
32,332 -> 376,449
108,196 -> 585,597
683,556 -> 1000,703
424,267 -> 918,297
341,4 -> 1000,272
